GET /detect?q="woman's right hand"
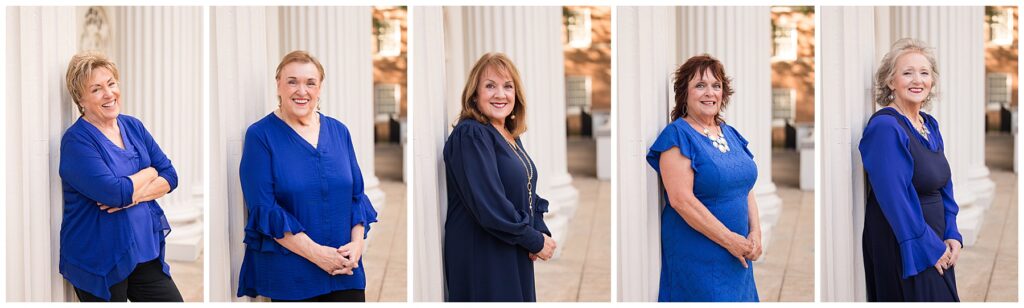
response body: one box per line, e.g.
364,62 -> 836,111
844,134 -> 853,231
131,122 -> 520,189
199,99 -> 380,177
311,245 -> 352,275
935,244 -> 951,275
725,232 -> 753,268
535,234 -> 557,260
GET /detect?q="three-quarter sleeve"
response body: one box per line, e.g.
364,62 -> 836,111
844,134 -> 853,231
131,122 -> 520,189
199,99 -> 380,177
59,136 -> 135,207
135,118 -> 178,192
647,124 -> 697,173
343,125 -> 378,240
239,128 -> 306,254
447,124 -> 546,253
860,115 -> 947,279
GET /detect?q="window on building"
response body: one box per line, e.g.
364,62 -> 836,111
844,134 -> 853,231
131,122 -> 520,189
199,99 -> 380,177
772,88 -> 796,126
566,8 -> 592,48
375,83 -> 400,117
376,19 -> 402,57
987,73 -> 1011,111
565,75 -> 591,115
989,7 -> 1015,46
772,23 -> 798,61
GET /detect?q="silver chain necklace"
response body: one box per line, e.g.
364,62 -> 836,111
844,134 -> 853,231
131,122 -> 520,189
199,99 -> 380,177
503,134 -> 534,218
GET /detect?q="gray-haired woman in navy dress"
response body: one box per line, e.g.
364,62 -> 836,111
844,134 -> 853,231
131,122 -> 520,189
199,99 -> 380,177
442,52 -> 558,302
860,38 -> 962,302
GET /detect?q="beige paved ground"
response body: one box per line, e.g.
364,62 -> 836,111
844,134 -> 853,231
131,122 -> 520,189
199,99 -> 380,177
533,137 -> 611,302
364,143 -> 408,302
168,253 -> 204,302
756,149 -> 815,302
956,133 -> 1017,302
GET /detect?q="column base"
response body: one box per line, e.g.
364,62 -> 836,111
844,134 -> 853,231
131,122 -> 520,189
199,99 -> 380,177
958,168 -> 995,247
540,172 -> 579,259
755,182 -> 783,262
165,188 -> 204,261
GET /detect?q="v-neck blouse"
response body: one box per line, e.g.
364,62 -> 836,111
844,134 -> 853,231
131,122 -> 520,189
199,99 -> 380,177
237,112 -> 378,300
58,114 -> 177,301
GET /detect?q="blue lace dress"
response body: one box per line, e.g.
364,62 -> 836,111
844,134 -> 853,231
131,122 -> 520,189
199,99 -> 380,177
646,118 -> 759,302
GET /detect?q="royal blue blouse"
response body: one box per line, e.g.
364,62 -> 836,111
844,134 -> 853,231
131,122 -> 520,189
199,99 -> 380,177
860,107 -> 963,278
237,113 -> 378,300
59,115 -> 177,301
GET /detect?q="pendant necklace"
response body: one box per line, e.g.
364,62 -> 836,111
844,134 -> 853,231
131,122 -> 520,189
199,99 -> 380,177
893,104 -> 930,139
503,132 -> 534,218
694,118 -> 729,153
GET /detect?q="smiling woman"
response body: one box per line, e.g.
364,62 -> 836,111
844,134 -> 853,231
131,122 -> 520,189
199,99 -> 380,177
442,52 -> 556,302
58,51 -> 183,302
236,50 -> 378,302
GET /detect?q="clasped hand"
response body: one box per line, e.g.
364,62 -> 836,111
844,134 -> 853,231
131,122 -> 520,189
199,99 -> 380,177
725,232 -> 762,268
312,241 -> 365,276
529,234 -> 557,262
934,239 -> 961,276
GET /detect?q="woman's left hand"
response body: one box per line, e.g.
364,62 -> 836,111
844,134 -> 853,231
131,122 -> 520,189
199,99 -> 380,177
745,231 -> 763,261
336,240 -> 365,274
944,239 -> 962,268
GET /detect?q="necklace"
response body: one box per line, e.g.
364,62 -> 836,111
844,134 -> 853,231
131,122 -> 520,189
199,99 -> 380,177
892,104 -> 930,139
504,138 -> 534,218
692,118 -> 729,153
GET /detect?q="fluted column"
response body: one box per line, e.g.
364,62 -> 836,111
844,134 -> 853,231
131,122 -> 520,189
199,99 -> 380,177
210,6 -> 280,301
889,6 -> 992,246
278,7 -> 385,213
819,6 -> 880,302
615,7 -> 677,302
451,6 -> 580,254
410,7 -> 449,302
677,6 -> 784,256
5,6 -> 78,302
109,6 -> 204,262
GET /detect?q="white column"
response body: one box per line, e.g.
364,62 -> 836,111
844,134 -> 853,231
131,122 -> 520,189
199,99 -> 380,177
677,6 -> 784,257
278,7 -> 385,213
111,6 -> 204,262
452,6 -> 580,254
5,6 -> 78,302
410,7 -> 449,302
819,6 -> 879,302
210,6 -> 280,302
889,6 -> 993,246
615,7 -> 677,302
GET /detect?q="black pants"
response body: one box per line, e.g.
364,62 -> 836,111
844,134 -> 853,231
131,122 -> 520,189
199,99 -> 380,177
74,259 -> 184,302
271,289 -> 366,302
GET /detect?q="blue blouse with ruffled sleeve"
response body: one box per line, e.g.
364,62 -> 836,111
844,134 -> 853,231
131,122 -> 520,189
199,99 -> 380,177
236,113 -> 378,300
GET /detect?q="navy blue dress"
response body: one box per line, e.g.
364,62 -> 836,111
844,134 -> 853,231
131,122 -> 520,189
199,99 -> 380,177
860,107 -> 961,301
646,118 -> 759,302
442,119 -> 551,302
58,115 -> 177,301
237,113 -> 378,300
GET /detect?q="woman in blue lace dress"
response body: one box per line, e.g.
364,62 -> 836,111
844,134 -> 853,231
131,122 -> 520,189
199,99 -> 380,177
647,54 -> 761,302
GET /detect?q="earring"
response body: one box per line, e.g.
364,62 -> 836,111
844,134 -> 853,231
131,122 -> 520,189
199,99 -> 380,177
887,94 -> 894,101
510,114 -> 516,120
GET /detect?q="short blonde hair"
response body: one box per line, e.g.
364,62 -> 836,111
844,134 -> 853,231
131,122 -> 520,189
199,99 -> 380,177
65,51 -> 120,115
457,52 -> 528,137
275,50 -> 325,81
874,38 -> 939,107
